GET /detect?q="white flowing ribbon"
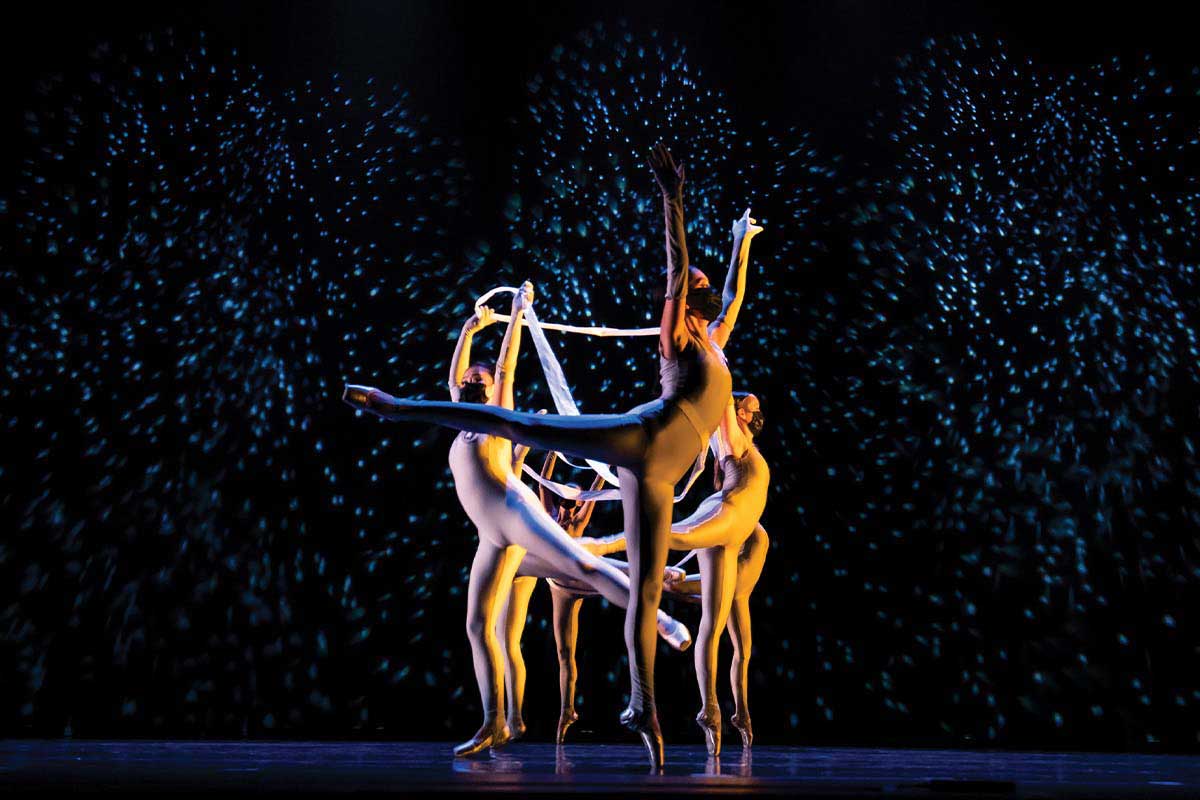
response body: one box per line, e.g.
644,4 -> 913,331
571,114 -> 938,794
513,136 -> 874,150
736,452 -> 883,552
474,286 -> 659,338
476,285 -> 710,501
672,549 -> 700,570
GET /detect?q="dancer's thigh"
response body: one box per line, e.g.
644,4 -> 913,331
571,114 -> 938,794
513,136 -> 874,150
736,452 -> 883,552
502,496 -> 603,581
734,524 -> 768,599
467,539 -> 525,629
641,404 -> 708,485
673,493 -> 726,529
502,576 -> 537,642
669,500 -> 738,551
521,409 -> 650,470
619,469 -> 674,577
516,551 -> 559,580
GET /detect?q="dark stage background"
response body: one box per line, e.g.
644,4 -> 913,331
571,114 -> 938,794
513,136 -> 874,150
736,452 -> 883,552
2,0 -> 1199,751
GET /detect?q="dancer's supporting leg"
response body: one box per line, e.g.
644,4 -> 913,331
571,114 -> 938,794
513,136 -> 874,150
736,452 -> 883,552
616,468 -> 677,767
694,544 -> 739,757
498,575 -> 537,741
549,582 -> 585,744
344,392 -> 701,767
727,523 -> 768,748
458,541 -> 527,757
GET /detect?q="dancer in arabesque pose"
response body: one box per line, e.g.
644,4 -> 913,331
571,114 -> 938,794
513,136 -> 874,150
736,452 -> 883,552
344,145 -> 762,767
433,283 -> 692,758
585,391 -> 770,756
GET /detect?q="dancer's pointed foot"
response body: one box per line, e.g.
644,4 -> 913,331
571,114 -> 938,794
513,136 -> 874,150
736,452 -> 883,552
656,614 -> 692,652
453,720 -> 510,757
343,384 -> 398,418
505,717 -> 526,743
731,711 -> 753,749
696,706 -> 722,757
620,705 -> 664,770
556,708 -> 579,744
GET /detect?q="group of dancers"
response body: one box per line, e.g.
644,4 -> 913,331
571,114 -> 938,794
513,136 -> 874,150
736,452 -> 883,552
344,145 -> 769,768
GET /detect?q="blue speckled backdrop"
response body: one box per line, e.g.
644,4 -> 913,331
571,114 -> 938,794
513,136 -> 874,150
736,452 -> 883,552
2,1 -> 1199,750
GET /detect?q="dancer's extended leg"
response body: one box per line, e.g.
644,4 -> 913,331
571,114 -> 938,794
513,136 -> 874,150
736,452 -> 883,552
583,496 -> 737,555
457,540 -> 526,757
498,575 -> 537,741
502,493 -> 691,652
694,545 -> 738,757
667,499 -> 739,551
549,582 -> 584,744
345,391 -> 650,469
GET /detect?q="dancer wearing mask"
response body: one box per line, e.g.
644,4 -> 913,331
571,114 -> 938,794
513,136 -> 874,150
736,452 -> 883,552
662,521 -> 769,753
345,145 -> 762,767
437,282 -> 692,758
585,391 -> 770,756
495,450 -> 606,745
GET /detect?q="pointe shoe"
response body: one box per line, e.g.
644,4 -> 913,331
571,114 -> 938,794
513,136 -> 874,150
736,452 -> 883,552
556,708 -> 579,744
620,706 -> 664,770
656,615 -> 692,652
505,718 -> 526,743
343,384 -> 375,409
453,721 -> 509,757
696,707 -> 722,757
342,384 -> 395,417
731,712 -> 753,749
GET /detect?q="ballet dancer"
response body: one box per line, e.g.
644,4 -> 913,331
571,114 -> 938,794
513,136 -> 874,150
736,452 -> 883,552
585,391 -> 770,756
662,522 -> 769,752
495,449 -> 605,744
344,145 -> 762,767
437,282 -> 693,758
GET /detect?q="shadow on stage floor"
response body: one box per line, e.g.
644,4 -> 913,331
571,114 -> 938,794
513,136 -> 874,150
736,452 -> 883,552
2,740 -> 1199,798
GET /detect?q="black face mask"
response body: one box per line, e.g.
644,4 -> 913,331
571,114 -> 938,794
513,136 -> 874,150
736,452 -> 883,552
745,410 -> 765,438
687,287 -> 723,321
459,381 -> 490,404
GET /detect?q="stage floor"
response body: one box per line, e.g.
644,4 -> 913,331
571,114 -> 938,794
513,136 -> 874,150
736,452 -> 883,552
2,740 -> 1199,797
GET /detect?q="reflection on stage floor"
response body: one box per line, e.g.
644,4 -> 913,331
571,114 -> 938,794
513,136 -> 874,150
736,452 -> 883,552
2,740 -> 1199,797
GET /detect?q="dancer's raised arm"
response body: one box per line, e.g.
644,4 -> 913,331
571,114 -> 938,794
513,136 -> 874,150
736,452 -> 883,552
709,208 -> 764,349
648,143 -> 690,357
565,472 -> 606,536
511,443 -> 531,475
447,307 -> 497,401
492,281 -> 535,410
537,449 -> 559,515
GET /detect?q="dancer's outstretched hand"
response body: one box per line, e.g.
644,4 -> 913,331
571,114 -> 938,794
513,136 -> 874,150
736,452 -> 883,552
647,142 -> 685,196
512,280 -> 535,313
732,207 -> 763,242
465,305 -> 497,333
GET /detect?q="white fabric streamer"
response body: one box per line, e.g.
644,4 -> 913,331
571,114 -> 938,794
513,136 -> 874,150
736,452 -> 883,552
672,549 -> 699,571
476,285 -> 711,502
475,285 -> 659,338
